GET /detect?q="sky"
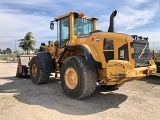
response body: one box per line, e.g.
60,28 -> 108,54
0,0 -> 160,51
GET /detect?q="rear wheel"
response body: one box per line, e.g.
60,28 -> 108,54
29,56 -> 49,85
60,56 -> 97,99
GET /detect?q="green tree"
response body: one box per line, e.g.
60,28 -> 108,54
13,50 -> 20,55
2,49 -> 6,55
6,48 -> 12,55
19,32 -> 36,53
34,48 -> 39,53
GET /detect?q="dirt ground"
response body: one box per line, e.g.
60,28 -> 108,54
0,61 -> 160,120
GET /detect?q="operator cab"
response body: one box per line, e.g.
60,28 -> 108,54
50,12 -> 98,47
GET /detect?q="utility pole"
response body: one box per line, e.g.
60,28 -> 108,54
15,40 -> 17,51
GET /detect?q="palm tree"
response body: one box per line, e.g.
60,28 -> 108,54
19,32 -> 36,53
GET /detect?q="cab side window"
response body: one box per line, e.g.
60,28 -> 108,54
60,17 -> 70,47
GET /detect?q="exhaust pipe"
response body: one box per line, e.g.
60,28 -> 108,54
108,10 -> 117,32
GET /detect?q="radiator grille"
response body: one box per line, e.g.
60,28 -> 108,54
131,39 -> 151,67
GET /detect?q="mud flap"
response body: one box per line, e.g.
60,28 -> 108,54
58,45 -> 102,70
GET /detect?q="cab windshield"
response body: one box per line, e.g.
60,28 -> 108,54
74,18 -> 93,35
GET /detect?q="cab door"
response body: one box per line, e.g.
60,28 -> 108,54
59,17 -> 70,48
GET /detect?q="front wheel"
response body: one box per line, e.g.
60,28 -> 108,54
60,56 -> 97,99
29,56 -> 49,85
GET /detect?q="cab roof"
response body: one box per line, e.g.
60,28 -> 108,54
54,11 -> 98,21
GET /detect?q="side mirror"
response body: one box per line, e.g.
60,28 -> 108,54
50,21 -> 54,30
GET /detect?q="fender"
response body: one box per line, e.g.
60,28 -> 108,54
37,51 -> 56,72
59,45 -> 102,69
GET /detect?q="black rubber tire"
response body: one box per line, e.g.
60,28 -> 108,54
60,56 -> 97,99
29,56 -> 49,85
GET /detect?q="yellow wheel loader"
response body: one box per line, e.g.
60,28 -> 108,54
28,10 -> 156,99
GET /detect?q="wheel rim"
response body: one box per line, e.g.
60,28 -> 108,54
32,64 -> 37,77
64,67 -> 78,89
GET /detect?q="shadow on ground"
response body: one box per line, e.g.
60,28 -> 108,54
140,75 -> 160,85
0,76 -> 127,115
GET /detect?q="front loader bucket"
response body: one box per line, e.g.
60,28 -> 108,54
16,55 -> 36,77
